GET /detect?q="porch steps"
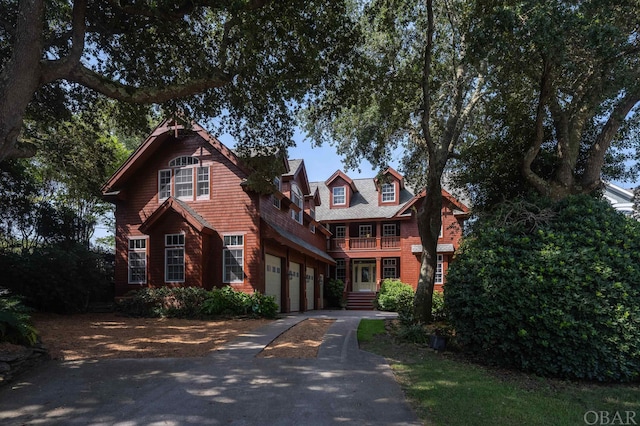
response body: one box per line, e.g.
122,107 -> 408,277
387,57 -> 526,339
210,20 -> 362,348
346,292 -> 377,310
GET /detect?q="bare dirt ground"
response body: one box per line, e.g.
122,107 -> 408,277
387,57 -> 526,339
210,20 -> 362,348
27,313 -> 333,361
30,313 -> 271,360
257,318 -> 335,359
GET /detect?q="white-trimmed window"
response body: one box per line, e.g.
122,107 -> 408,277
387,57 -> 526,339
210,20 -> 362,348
290,184 -> 303,224
159,170 -> 172,200
165,234 -> 185,282
333,186 -> 346,205
383,258 -> 397,279
383,224 -> 396,237
335,259 -> 346,281
196,166 -> 210,199
335,225 -> 346,238
128,238 -> 147,284
435,254 -> 444,284
381,183 -> 395,202
169,156 -> 199,167
359,225 -> 372,237
175,168 -> 193,199
439,215 -> 444,238
272,177 -> 281,209
223,234 -> 244,283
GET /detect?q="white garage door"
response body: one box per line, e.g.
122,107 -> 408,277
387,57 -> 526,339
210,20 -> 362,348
305,267 -> 315,311
265,254 -> 282,311
289,262 -> 301,312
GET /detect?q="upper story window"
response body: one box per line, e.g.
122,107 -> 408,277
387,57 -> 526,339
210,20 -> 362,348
333,186 -> 346,205
272,177 -> 281,209
335,225 -> 346,239
290,183 -> 303,224
309,206 -> 316,234
383,224 -> 397,237
381,183 -> 395,202
159,156 -> 209,202
169,156 -> 199,167
359,225 -> 372,238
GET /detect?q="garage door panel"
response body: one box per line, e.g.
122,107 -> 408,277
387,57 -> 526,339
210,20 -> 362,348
265,254 -> 282,312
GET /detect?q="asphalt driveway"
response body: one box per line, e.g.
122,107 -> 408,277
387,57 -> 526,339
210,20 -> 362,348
0,310 -> 421,425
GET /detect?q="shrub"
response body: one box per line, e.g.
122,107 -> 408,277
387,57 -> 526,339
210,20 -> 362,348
200,286 -> 278,318
324,278 -> 344,308
0,243 -> 113,314
446,195 -> 640,382
375,279 -> 414,312
431,291 -> 446,322
0,290 -> 38,346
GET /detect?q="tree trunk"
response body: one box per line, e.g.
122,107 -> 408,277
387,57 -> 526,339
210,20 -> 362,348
0,0 -> 45,161
413,165 -> 443,324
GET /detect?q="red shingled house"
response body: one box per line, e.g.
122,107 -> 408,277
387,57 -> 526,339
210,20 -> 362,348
102,120 -> 469,311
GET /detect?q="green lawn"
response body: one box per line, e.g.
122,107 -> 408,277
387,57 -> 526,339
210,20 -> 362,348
358,319 -> 640,426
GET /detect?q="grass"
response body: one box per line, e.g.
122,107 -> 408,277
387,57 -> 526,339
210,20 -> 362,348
358,319 -> 640,426
357,318 -> 386,342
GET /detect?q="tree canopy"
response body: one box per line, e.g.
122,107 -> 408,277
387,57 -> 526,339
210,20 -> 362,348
0,0 -> 358,160
453,0 -> 640,206
304,0 -> 485,322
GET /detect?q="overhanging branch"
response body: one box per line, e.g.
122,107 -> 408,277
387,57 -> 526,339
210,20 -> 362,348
66,64 -> 233,103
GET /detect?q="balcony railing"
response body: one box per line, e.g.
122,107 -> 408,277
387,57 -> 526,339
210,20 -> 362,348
330,236 -> 400,251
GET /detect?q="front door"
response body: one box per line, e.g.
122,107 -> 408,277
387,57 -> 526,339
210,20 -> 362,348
353,262 -> 376,292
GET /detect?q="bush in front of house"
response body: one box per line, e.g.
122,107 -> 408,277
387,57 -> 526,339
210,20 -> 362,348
445,195 -> 640,382
117,286 -> 278,319
324,278 -> 345,308
375,279 -> 414,312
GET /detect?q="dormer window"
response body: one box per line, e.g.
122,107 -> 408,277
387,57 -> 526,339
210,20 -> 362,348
333,187 -> 346,205
381,183 -> 395,202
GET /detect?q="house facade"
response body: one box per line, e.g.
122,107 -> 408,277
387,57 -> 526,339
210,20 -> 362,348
311,169 -> 469,308
102,120 -> 469,311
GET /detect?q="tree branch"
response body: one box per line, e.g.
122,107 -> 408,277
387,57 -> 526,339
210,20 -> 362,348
522,58 -> 552,196
106,0 -> 271,21
65,64 -> 233,103
581,90 -> 640,191
39,0 -> 87,84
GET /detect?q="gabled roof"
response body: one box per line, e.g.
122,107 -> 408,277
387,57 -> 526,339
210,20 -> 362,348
102,119 -> 249,194
283,159 -> 311,194
375,167 -> 405,190
139,197 -> 216,235
305,187 -> 321,206
311,178 -> 415,221
325,170 -> 358,193
311,178 -> 470,222
397,187 -> 470,217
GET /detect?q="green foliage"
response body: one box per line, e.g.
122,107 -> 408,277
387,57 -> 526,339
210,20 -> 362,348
375,279 -> 414,312
397,323 -> 429,345
446,195 -> 640,382
200,286 -> 278,319
431,291 -> 446,322
117,286 -> 278,319
0,243 -> 114,314
323,278 -> 345,308
0,290 -> 38,346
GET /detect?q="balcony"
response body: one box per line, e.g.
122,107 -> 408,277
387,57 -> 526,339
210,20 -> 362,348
330,236 -> 400,251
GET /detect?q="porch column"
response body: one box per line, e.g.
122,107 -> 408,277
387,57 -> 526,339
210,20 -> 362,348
376,222 -> 381,249
345,259 -> 352,292
375,257 -> 382,291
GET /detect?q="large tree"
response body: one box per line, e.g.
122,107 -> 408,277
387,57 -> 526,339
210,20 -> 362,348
453,0 -> 640,204
0,0 -> 357,161
304,0 -> 484,322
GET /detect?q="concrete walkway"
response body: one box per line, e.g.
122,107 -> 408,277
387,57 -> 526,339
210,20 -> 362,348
0,311 -> 422,425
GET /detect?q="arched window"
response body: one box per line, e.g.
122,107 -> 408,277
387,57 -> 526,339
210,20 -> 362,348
159,156 -> 209,202
169,156 -> 199,167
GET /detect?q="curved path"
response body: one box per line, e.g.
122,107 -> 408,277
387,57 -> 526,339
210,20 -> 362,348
0,310 -> 421,425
